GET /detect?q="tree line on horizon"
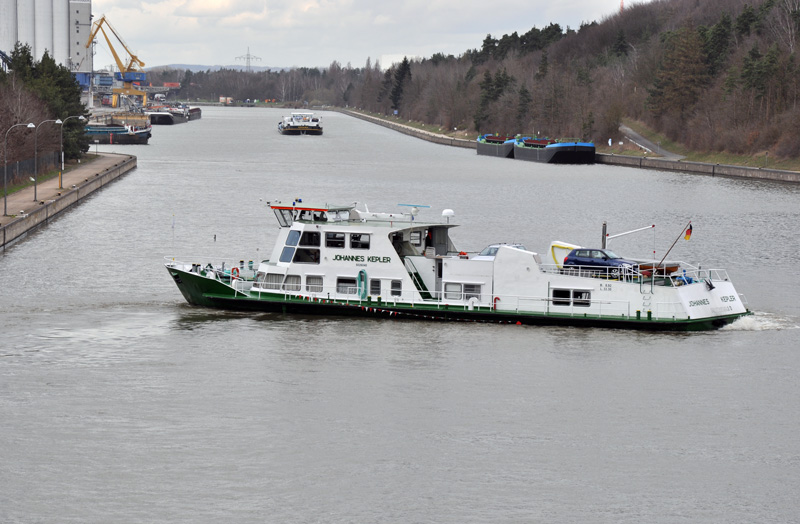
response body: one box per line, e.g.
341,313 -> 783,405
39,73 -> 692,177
151,0 -> 800,159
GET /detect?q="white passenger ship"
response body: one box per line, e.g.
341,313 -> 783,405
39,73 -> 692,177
165,200 -> 750,331
277,112 -> 323,135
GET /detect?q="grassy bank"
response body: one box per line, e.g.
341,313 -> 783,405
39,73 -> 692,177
623,119 -> 800,172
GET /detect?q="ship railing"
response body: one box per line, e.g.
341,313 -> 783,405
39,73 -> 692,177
165,256 -> 260,282
544,263 -> 642,280
243,281 -> 695,321
640,266 -> 733,291
429,291 -> 690,320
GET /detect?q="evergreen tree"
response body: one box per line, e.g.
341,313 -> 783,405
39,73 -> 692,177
516,85 -> 532,128
389,57 -> 412,110
535,50 -> 549,80
647,27 -> 709,119
1,43 -> 89,160
613,29 -> 629,57
703,13 -> 732,76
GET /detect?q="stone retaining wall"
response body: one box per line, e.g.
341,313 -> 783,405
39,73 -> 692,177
337,109 -> 800,183
595,154 -> 800,183
337,109 -> 475,149
1,155 -> 137,249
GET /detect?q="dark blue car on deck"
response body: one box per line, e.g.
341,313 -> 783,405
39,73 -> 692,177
563,248 -> 638,275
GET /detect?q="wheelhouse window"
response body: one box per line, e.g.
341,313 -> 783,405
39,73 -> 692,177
326,232 -> 346,248
351,233 -> 370,249
300,232 -> 320,246
337,277 -> 357,294
306,276 -> 323,293
282,275 -> 301,291
285,230 -> 300,246
391,280 -> 402,297
274,209 -> 293,227
293,248 -> 320,264
370,279 -> 381,296
279,247 -> 295,263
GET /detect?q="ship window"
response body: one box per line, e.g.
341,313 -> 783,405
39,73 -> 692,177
464,284 -> 482,300
370,279 -> 381,296
337,277 -> 357,294
326,232 -> 345,248
306,276 -> 323,293
552,289 -> 591,306
286,230 -> 300,246
444,283 -> 462,300
294,248 -> 320,264
391,280 -> 402,297
351,233 -> 370,249
283,275 -> 301,291
300,232 -> 320,246
279,247 -> 295,263
255,271 -> 266,284
573,291 -> 591,307
274,209 -> 293,227
264,273 -> 283,290
552,289 -> 572,306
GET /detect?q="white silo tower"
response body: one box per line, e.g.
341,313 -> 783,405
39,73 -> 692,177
53,0 -> 70,66
0,0 -> 17,56
34,0 -> 54,60
16,0 -> 35,57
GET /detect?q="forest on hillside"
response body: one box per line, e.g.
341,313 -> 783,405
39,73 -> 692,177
148,0 -> 800,159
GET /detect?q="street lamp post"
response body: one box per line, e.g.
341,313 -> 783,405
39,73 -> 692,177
4,122 -> 36,216
59,115 -> 86,189
34,119 -> 63,202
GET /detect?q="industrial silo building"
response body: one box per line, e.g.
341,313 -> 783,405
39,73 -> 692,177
0,0 -> 93,73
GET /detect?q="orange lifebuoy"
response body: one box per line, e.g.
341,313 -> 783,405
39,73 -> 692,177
493,297 -> 500,310
231,267 -> 240,279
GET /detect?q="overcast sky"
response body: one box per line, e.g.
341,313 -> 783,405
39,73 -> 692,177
91,0 -> 645,70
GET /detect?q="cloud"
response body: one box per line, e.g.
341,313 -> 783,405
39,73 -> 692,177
91,0 -> 647,68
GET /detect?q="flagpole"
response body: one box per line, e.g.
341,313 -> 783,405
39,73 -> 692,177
657,220 -> 691,269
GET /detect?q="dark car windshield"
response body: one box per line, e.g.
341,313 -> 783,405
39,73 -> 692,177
604,250 -> 622,259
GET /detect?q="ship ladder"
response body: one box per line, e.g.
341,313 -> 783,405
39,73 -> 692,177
403,258 -> 433,300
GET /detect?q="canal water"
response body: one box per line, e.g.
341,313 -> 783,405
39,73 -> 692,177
2,107 -> 799,523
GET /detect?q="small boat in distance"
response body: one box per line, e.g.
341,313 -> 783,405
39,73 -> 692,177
85,113 -> 152,144
476,134 -> 516,158
278,112 -> 323,135
146,104 -> 202,125
514,137 -> 596,164
165,200 -> 750,331
85,123 -> 152,144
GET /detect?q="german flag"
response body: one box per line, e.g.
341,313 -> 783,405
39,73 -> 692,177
684,224 -> 693,240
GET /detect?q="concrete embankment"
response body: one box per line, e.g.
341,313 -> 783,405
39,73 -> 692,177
338,109 -> 800,184
337,109 -> 476,149
1,153 -> 136,249
596,154 -> 800,183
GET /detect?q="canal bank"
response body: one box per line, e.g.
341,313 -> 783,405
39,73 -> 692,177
337,109 -> 800,184
1,153 -> 136,249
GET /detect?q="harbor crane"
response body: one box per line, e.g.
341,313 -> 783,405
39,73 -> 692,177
85,15 -> 148,103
